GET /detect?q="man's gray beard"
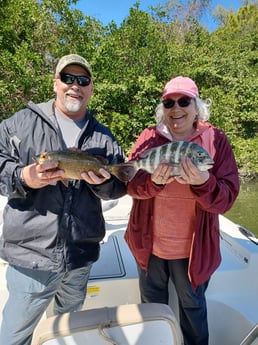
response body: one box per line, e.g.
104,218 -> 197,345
64,99 -> 81,113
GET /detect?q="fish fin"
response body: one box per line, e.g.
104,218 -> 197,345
139,147 -> 156,159
111,163 -> 137,182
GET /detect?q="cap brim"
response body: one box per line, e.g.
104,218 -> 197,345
162,90 -> 197,99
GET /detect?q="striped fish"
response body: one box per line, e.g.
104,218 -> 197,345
121,141 -> 214,181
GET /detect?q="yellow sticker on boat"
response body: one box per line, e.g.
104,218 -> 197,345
87,285 -> 100,294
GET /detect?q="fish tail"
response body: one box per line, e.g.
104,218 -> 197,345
111,163 -> 137,182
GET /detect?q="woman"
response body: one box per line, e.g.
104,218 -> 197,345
125,76 -> 239,345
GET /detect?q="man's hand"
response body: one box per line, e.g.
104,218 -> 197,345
21,162 -> 64,188
81,168 -> 111,184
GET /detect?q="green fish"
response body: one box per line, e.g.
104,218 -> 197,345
35,149 -> 128,186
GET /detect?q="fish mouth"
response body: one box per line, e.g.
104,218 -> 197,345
205,159 -> 214,167
198,164 -> 213,172
201,161 -> 214,170
197,159 -> 214,171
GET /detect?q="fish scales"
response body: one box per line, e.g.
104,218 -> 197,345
121,141 -> 214,181
183,142 -> 192,159
170,141 -> 180,163
177,141 -> 190,163
35,149 -> 129,186
175,141 -> 185,162
160,143 -> 168,162
151,146 -> 159,170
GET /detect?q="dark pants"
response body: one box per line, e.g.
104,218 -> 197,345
138,255 -> 209,345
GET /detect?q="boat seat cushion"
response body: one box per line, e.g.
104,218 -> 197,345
31,303 -> 183,345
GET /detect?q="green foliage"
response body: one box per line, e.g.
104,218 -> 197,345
233,136 -> 258,180
89,75 -> 162,154
0,0 -> 257,178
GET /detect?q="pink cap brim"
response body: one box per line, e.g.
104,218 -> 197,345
162,90 -> 197,98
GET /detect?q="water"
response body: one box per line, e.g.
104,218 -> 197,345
225,179 -> 258,236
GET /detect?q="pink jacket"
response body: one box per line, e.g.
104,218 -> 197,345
125,123 -> 239,288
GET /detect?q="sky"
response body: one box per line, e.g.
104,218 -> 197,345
71,0 -> 243,31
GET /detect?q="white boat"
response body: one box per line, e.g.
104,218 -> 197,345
0,194 -> 258,345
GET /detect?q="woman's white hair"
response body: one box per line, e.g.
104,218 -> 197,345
155,97 -> 212,124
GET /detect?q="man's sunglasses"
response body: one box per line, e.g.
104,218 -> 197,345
162,97 -> 192,109
60,73 -> 91,87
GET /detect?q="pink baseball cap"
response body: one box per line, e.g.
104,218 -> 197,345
162,76 -> 199,99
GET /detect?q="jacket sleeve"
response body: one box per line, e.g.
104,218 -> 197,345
90,177 -> 127,200
126,129 -> 165,199
190,128 -> 240,214
0,116 -> 28,198
88,132 -> 127,200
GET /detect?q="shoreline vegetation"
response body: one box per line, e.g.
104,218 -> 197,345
0,1 -> 257,177
239,173 -> 258,183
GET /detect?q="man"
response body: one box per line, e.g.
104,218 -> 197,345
0,54 -> 126,345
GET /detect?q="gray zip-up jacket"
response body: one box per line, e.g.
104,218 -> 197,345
0,99 -> 126,272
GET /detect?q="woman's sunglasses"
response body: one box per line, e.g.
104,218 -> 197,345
60,73 -> 91,87
162,97 -> 192,109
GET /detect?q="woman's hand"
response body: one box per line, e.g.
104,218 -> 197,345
175,158 -> 210,185
151,161 -> 175,185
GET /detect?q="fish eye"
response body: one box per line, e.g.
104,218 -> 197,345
39,152 -> 48,162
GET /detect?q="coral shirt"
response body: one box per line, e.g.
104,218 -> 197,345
153,121 -> 216,259
153,182 -> 195,259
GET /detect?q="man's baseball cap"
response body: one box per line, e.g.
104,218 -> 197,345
55,54 -> 92,77
162,76 -> 199,98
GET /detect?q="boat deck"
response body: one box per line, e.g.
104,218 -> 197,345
1,195 -> 258,344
